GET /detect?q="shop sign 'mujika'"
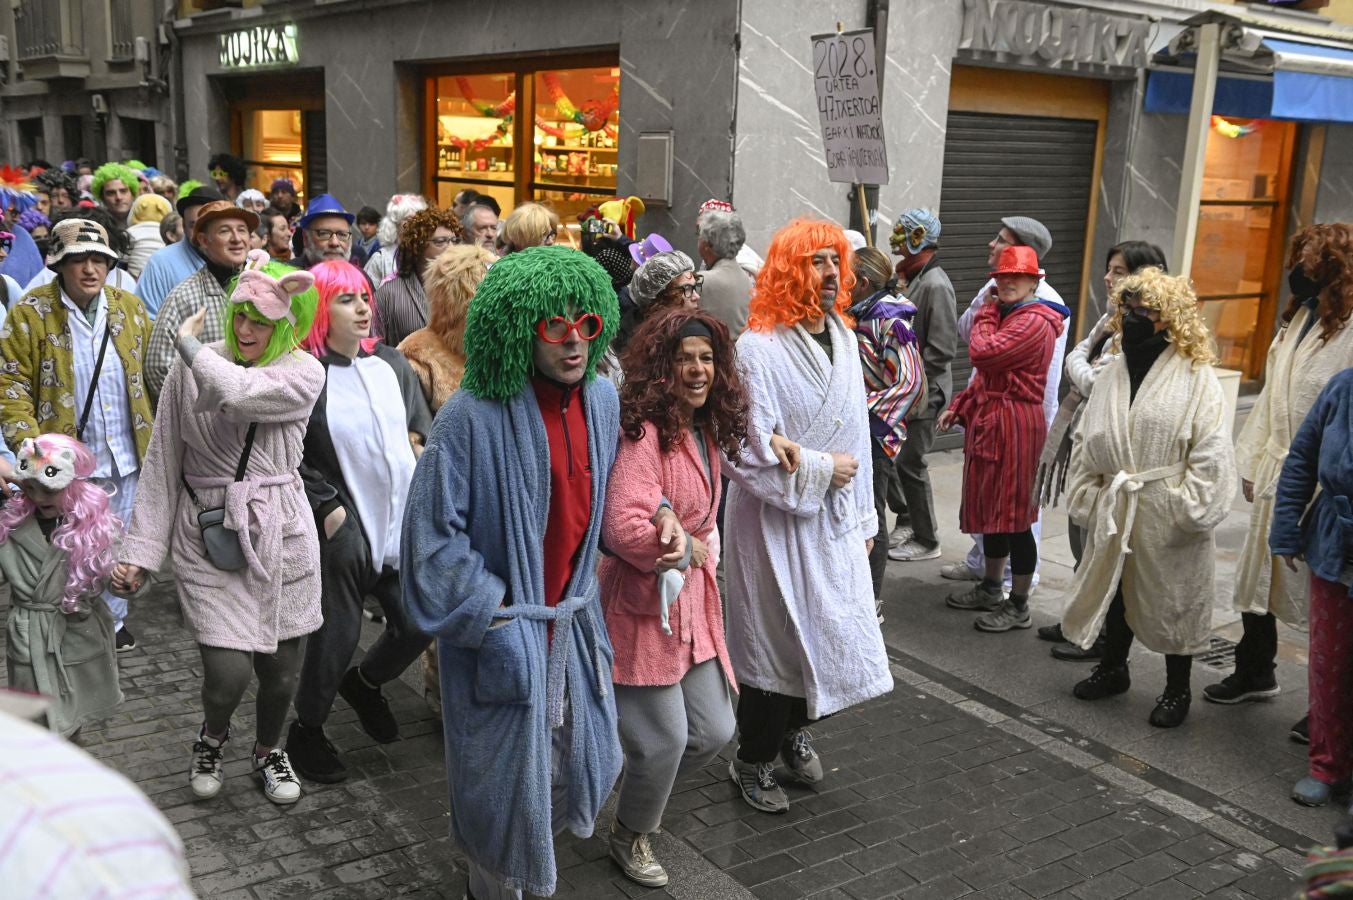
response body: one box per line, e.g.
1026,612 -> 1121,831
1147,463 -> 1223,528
218,23 -> 298,70
958,0 -> 1150,74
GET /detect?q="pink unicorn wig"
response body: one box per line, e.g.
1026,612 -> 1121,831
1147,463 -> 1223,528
302,259 -> 380,356
0,434 -> 122,613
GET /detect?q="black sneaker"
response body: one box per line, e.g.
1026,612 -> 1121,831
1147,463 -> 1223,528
1202,672 -> 1280,705
285,720 -> 348,783
1291,715 -> 1311,745
1073,664 -> 1131,701
1149,687 -> 1191,728
729,759 -> 789,813
1037,623 -> 1065,643
1052,636 -> 1105,662
779,729 -> 824,785
115,627 -> 136,653
339,666 -> 399,743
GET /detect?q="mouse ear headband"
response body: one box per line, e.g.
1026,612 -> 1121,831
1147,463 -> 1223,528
232,249 -> 314,326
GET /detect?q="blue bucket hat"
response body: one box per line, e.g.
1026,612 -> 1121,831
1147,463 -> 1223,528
297,193 -> 354,229
890,208 -> 941,256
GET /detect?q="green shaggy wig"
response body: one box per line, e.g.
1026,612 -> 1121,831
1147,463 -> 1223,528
222,261 -> 319,367
178,178 -> 204,198
462,244 -> 619,402
91,162 -> 141,201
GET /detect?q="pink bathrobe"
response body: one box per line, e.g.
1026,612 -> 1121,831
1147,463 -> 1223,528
599,425 -> 734,689
121,342 -> 326,652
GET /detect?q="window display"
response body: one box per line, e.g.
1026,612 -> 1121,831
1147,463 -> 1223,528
428,62 -> 619,223
1190,117 -> 1296,378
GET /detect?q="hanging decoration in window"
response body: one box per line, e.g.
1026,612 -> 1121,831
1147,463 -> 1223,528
1211,116 -> 1262,139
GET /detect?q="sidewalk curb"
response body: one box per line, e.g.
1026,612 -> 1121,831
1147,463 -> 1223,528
886,649 -> 1314,875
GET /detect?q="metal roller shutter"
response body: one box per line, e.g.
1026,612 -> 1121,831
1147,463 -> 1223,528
931,111 -> 1098,450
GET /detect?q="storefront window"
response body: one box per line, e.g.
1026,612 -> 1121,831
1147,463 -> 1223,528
431,73 -> 517,215
428,61 -> 619,222
240,108 -> 305,199
1190,117 -> 1296,378
531,67 -> 620,220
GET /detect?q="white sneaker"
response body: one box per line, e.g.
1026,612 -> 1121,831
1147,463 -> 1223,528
889,539 -> 942,561
940,562 -> 981,581
888,523 -> 914,548
189,729 -> 227,799
253,749 -> 303,805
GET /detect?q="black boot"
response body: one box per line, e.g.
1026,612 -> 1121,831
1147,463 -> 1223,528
1073,664 -> 1130,701
285,720 -> 348,783
1149,686 -> 1191,728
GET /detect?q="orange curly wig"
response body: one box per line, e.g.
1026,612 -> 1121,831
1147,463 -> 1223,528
747,218 -> 856,332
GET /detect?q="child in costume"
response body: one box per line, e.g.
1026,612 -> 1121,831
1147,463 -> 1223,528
0,433 -> 125,737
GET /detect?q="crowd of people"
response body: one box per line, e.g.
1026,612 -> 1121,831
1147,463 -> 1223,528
0,151 -> 1352,897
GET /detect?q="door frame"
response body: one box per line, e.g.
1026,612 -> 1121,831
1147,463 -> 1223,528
947,65 -> 1109,342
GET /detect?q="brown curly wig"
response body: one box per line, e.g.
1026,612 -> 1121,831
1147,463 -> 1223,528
1282,223 -> 1353,341
618,307 -> 749,460
395,207 -> 461,279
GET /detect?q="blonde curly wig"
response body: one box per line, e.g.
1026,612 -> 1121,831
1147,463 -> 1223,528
1109,267 -> 1218,366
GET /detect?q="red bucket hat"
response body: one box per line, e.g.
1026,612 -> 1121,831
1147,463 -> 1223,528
989,245 -> 1044,278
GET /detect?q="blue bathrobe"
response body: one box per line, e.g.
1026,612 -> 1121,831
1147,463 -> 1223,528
1271,368 -> 1353,595
401,377 -> 622,897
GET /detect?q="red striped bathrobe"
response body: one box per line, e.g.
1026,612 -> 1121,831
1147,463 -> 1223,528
949,299 -> 1066,534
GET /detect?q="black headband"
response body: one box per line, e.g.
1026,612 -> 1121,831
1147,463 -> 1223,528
676,319 -> 714,342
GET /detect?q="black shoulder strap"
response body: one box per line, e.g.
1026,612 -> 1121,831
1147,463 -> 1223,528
234,423 -> 258,481
181,422 -> 258,509
76,324 -> 113,443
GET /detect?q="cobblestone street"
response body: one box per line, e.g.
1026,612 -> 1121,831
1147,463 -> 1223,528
18,565 -> 1310,900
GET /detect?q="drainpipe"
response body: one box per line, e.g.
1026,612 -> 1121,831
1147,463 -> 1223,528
162,0 -> 188,181
1171,21 -> 1221,279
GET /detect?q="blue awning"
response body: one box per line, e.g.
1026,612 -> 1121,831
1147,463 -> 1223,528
1147,35 -> 1353,123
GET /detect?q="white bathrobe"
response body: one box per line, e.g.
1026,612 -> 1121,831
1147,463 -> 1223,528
722,314 -> 891,719
1232,305 -> 1353,627
1061,347 -> 1237,655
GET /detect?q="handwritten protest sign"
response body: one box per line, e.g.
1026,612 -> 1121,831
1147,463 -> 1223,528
811,28 -> 889,185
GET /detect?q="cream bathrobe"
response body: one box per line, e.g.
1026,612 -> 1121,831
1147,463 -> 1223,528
722,314 -> 891,719
1061,347 -> 1237,654
1232,306 -> 1353,627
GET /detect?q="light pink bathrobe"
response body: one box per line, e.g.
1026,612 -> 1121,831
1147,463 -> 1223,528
121,342 -> 326,652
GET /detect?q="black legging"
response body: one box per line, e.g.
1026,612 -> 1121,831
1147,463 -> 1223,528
200,639 -> 303,747
1102,587 -> 1192,691
983,530 -> 1037,576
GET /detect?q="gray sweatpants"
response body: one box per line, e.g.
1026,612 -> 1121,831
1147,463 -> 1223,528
614,658 -> 735,834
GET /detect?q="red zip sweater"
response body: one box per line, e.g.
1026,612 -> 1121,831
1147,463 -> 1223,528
532,376 -> 592,610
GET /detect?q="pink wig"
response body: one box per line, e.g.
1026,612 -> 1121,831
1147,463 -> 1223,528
302,260 -> 380,356
0,434 -> 122,613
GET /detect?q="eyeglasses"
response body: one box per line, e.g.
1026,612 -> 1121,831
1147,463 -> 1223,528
669,276 -> 703,299
427,236 -> 456,248
311,228 -> 352,242
536,312 -> 604,343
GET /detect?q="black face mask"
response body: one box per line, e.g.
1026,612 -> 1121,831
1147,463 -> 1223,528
1121,307 -> 1158,345
1289,266 -> 1322,299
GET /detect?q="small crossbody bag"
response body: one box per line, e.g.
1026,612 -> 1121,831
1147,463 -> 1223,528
181,423 -> 258,571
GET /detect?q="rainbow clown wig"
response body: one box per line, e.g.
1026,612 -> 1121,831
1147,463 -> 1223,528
90,162 -> 141,202
223,259 -> 319,366
0,433 -> 121,614
462,244 -> 618,402
748,217 -> 857,332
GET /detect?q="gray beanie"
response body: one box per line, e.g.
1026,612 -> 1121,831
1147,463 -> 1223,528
1001,216 -> 1053,260
629,250 -> 695,307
